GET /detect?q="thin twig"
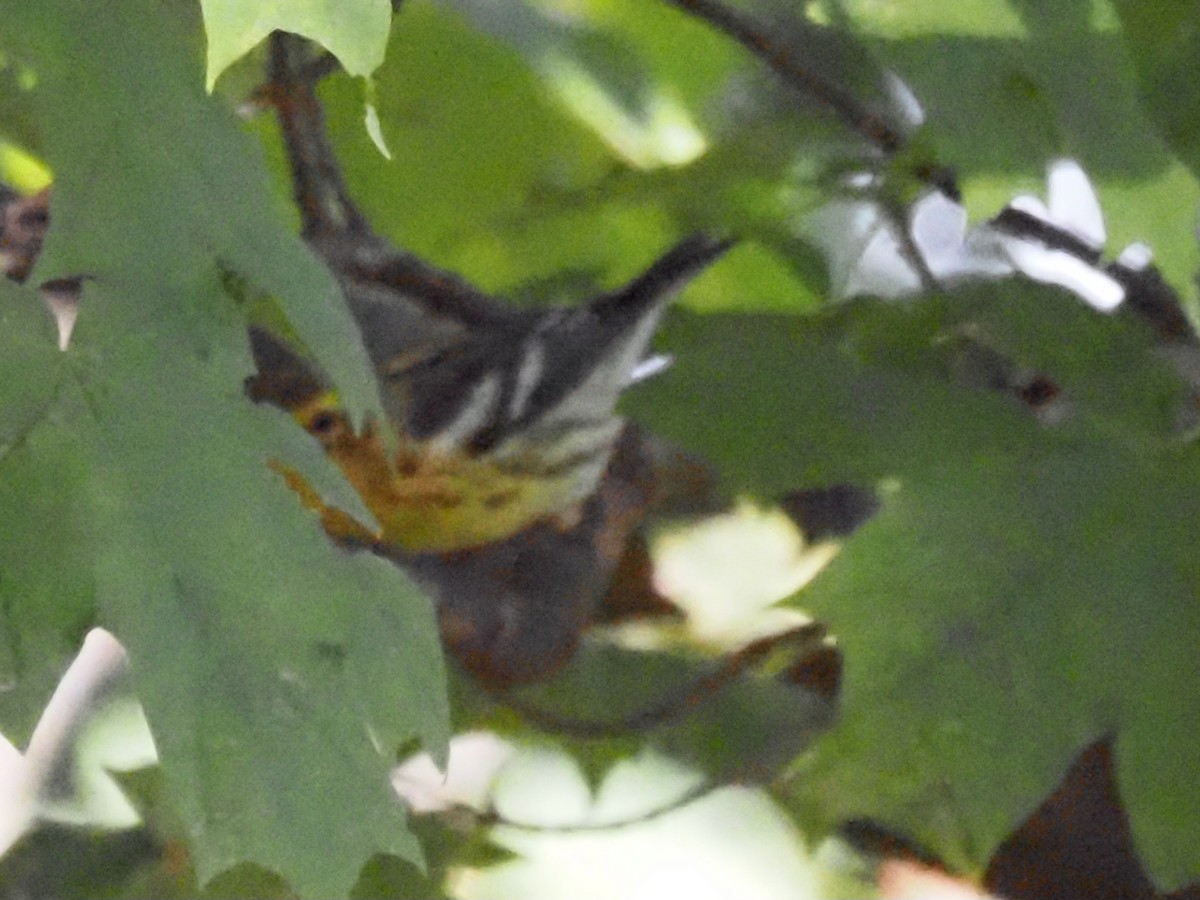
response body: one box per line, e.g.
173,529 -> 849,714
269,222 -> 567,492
883,198 -> 940,294
662,0 -> 948,292
661,0 -> 904,153
495,624 -> 825,739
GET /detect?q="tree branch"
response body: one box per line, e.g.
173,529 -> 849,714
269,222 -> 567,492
661,0 -> 904,153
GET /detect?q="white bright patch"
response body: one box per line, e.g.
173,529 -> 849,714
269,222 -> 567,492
1001,242 -> 1124,311
913,191 -> 1011,281
509,337 -> 547,420
453,747 -> 820,900
1007,193 -> 1052,221
884,70 -> 925,129
806,200 -> 923,299
427,372 -> 502,456
1046,158 -> 1106,248
651,502 -> 835,647
0,628 -> 157,856
1117,241 -> 1154,271
393,732 -> 516,815
807,157 -> 1136,314
542,52 -> 707,169
629,353 -> 672,384
0,732 -> 34,859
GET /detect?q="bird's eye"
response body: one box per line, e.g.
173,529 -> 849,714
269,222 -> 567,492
309,411 -> 339,436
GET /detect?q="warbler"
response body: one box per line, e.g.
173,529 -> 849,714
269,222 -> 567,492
249,32 -> 732,557
248,232 -> 730,554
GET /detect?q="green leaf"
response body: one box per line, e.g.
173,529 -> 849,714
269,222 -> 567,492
0,824 -> 173,900
507,638 -> 833,787
201,0 -> 393,91
392,2 -> 854,302
631,286 -> 1200,888
0,0 -> 385,431
351,850 -> 447,900
0,0 -> 450,895
0,279 -> 96,741
791,431 -> 1200,887
0,279 -> 62,453
1110,2 -> 1200,184
83,295 -> 446,894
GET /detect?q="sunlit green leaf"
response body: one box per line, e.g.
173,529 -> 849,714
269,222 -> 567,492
201,0 -> 392,91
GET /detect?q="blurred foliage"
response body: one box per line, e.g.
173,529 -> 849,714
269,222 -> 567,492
1,0 -> 1199,898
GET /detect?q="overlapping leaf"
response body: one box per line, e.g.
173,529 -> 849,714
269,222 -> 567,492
201,0 -> 392,90
0,280 -> 93,742
0,0 -> 448,895
628,287 -> 1200,888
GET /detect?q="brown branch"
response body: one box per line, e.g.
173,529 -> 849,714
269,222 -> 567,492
661,0 -> 904,153
265,32 -> 371,239
495,624 -> 826,739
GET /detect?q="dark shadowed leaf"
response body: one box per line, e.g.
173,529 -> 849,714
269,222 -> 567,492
628,285 -> 1200,889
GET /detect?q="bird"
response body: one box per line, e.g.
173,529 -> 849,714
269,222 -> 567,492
248,231 -> 730,554
245,32 -> 731,683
